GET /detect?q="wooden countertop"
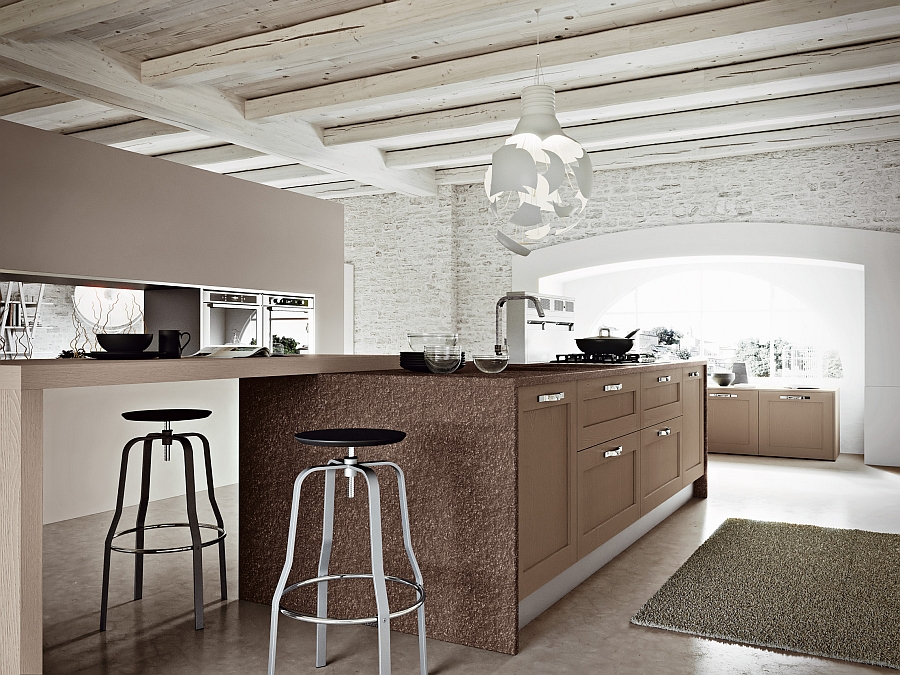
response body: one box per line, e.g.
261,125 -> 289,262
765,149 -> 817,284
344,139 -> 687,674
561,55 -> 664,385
0,354 -> 400,390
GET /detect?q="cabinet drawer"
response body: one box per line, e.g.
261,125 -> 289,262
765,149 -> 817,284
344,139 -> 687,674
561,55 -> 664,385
758,390 -> 837,460
708,389 -> 758,455
640,417 -> 683,516
641,368 -> 683,427
577,431 -> 641,559
577,374 -> 641,449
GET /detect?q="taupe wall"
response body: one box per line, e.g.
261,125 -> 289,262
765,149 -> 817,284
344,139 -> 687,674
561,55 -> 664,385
0,120 -> 345,353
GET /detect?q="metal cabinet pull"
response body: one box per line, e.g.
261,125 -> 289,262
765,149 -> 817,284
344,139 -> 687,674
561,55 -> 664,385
687,371 -> 700,377
537,392 -> 565,403
710,393 -> 738,398
658,375 -> 671,382
604,446 -> 624,458
657,428 -> 672,436
780,395 -> 811,400
603,383 -> 623,392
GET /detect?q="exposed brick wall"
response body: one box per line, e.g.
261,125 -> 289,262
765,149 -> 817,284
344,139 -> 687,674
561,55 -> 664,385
344,141 -> 900,354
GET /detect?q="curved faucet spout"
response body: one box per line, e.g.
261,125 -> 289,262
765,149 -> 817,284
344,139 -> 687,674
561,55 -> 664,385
495,294 -> 545,355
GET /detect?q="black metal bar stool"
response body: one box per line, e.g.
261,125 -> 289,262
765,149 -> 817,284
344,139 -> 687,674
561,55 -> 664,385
267,428 -> 427,675
100,408 -> 227,632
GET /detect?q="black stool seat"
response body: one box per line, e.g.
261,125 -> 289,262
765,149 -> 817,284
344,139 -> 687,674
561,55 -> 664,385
294,428 -> 406,447
122,409 -> 212,423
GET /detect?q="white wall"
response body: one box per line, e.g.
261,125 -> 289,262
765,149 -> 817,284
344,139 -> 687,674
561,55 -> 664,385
43,379 -> 238,524
513,222 -> 900,466
543,256 -> 864,454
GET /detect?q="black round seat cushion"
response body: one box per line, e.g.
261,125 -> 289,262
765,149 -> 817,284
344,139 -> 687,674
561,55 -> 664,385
294,428 -> 406,447
122,409 -> 212,423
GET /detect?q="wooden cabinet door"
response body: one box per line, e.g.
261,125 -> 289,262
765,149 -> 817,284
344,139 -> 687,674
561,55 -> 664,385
708,390 -> 759,455
577,374 -> 641,449
681,366 -> 705,487
577,431 -> 641,559
641,367 -> 683,427
518,380 -> 577,599
758,390 -> 838,460
640,417 -> 683,516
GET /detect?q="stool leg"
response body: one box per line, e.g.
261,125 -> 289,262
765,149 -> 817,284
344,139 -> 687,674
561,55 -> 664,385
100,436 -> 147,631
358,465 -> 391,675
176,435 -> 204,630
383,462 -> 428,675
188,432 -> 228,601
133,438 -> 153,601
269,466 -> 321,675
316,468 -> 336,668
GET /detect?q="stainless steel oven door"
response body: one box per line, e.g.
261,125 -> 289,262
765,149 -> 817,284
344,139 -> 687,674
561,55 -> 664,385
266,307 -> 313,353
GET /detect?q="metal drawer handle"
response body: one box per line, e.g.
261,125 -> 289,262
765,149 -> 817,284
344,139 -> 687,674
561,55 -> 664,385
657,428 -> 672,436
604,383 -> 623,392
710,393 -> 738,398
688,371 -> 700,377
658,375 -> 671,382
780,395 -> 811,400
604,446 -> 624,458
538,392 -> 565,402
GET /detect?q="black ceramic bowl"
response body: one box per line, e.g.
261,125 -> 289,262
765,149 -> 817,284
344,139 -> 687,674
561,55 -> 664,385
96,333 -> 153,353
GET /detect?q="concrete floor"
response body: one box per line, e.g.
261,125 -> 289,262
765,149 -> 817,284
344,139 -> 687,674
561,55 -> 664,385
44,453 -> 900,674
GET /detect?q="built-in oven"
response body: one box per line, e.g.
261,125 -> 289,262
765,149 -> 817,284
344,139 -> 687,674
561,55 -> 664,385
263,294 -> 315,353
201,290 -> 262,347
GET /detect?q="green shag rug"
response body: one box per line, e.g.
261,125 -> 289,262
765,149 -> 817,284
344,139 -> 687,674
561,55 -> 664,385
632,518 -> 900,669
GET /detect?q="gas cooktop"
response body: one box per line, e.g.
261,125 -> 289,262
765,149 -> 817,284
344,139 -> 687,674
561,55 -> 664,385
552,353 -> 656,364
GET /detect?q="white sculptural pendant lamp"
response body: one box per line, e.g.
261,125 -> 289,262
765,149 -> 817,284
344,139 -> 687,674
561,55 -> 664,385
485,11 -> 592,256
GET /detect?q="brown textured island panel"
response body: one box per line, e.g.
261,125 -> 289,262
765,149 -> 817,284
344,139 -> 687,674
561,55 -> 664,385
239,371 -> 521,655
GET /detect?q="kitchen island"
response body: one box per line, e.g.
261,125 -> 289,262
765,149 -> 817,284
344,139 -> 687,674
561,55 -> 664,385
239,359 -> 708,656
0,356 -> 706,672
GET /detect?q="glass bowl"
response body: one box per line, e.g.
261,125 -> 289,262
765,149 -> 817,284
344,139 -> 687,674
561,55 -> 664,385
473,353 -> 509,374
423,346 -> 462,374
408,332 -> 458,352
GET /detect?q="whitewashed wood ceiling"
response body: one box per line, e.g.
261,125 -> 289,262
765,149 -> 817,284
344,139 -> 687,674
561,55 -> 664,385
0,0 -> 899,198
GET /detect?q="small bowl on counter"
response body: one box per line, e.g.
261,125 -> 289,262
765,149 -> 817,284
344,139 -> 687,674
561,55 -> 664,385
473,353 -> 509,374
96,333 -> 153,353
407,332 -> 458,352
711,372 -> 736,386
423,346 -> 463,374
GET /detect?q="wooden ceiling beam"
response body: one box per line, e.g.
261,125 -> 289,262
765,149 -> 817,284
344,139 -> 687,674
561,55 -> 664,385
226,164 -> 337,189
156,144 -> 296,174
0,85 -> 73,116
0,0 -> 170,38
244,0 -> 900,121
287,181 -> 389,199
434,116 -> 900,184
385,83 -> 900,170
67,118 -> 187,144
324,40 -> 900,148
0,34 -> 437,196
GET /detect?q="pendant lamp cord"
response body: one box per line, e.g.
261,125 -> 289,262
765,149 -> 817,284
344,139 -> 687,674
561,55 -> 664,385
534,8 -> 544,85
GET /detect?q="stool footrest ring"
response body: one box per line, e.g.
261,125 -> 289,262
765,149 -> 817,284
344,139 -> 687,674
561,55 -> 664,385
278,573 -> 425,626
110,522 -> 226,555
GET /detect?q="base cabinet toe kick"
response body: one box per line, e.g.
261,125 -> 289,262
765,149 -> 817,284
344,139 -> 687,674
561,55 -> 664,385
518,364 -> 707,604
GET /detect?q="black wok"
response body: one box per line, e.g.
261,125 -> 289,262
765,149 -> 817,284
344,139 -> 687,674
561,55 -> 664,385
575,328 -> 639,357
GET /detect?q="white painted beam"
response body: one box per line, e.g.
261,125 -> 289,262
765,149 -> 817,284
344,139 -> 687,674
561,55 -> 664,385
0,34 -> 436,196
434,116 -> 900,184
385,84 -> 900,169
244,0 -> 900,120
287,181 -> 389,199
67,118 -> 216,155
0,85 -> 73,115
157,144 -> 296,174
324,40 -> 900,148
226,164 -> 337,188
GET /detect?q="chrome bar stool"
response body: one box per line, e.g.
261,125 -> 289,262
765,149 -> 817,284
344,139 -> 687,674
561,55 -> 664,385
100,408 -> 227,632
268,428 -> 427,675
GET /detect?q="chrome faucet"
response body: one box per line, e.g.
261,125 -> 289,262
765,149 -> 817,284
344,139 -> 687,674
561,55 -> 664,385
495,294 -> 545,355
